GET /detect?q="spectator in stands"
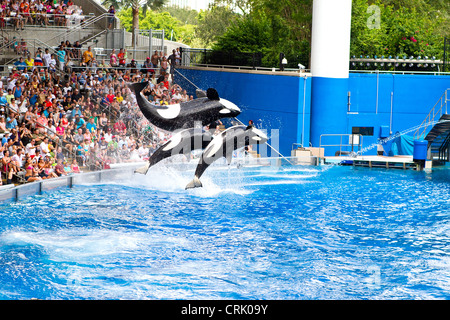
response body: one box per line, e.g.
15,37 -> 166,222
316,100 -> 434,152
142,57 -> 153,75
25,54 -> 34,71
118,48 -> 126,68
160,56 -> 169,75
34,48 -> 44,66
56,45 -> 66,72
109,49 -> 118,67
48,54 -> 57,72
54,158 -> 65,176
14,57 -> 27,72
6,113 -> 18,130
24,158 -> 42,182
113,118 -> 126,135
74,114 -> 85,129
43,48 -> 51,67
150,50 -> 159,68
73,40 -> 82,60
0,117 -> 7,133
82,46 -> 94,67
2,150 -> 16,184
71,158 -> 81,173
107,5 -> 115,29
86,117 -> 97,133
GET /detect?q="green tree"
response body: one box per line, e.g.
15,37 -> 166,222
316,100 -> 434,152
117,8 -> 198,46
350,0 -> 446,59
102,0 -> 166,44
212,0 -> 312,68
196,5 -> 239,48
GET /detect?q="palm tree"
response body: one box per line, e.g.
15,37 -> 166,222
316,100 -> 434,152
102,0 -> 166,44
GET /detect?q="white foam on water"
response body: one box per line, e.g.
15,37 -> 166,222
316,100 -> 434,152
105,164 -> 257,197
0,229 -> 190,262
96,158 -> 324,198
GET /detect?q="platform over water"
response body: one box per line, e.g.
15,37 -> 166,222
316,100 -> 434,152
324,155 -> 419,170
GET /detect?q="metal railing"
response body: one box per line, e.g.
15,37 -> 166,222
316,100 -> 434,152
414,89 -> 449,139
44,12 -> 110,46
180,48 -> 263,69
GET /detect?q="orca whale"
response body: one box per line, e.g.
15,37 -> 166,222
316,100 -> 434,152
128,82 -> 241,132
185,125 -> 269,189
134,128 -> 213,175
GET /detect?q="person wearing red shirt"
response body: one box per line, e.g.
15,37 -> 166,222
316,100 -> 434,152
106,90 -> 115,103
113,119 -> 126,135
118,48 -> 126,67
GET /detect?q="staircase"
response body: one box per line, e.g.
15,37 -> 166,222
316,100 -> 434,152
415,89 -> 450,162
426,114 -> 450,161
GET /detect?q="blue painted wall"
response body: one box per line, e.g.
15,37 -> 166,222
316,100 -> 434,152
175,68 -> 450,157
345,73 -> 450,156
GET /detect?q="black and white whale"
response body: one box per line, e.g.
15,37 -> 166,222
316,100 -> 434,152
135,128 -> 213,175
185,125 -> 269,189
128,82 -> 241,132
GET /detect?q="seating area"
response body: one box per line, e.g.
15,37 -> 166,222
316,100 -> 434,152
0,0 -> 86,29
0,43 -> 187,187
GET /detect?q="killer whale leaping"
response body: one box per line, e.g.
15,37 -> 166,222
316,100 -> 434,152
128,82 -> 241,132
185,125 -> 269,189
134,128 -> 213,175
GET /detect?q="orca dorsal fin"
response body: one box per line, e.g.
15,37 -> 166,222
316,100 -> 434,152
206,88 -> 220,100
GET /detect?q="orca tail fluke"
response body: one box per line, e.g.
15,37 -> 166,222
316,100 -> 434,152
134,162 -> 150,175
185,176 -> 203,189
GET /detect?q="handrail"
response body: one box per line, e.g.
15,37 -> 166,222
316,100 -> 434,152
414,89 -> 449,139
79,29 -> 107,46
0,38 -> 17,53
319,134 -> 363,155
44,13 -> 109,46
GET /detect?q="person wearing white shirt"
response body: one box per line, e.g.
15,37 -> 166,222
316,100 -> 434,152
104,130 -> 113,142
42,48 -> 52,67
25,139 -> 37,157
7,78 -> 17,91
8,98 -> 19,113
138,144 -> 149,159
39,137 -> 50,157
11,148 -> 24,169
18,97 -> 28,114
129,144 -> 141,161
49,56 -> 57,72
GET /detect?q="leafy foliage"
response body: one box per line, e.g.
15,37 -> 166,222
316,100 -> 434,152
113,0 -> 448,67
351,0 -> 446,59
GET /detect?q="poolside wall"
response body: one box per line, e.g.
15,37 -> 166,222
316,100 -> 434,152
0,167 -> 137,203
176,67 -> 450,156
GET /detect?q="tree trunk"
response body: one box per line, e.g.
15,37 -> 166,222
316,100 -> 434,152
132,5 -> 139,53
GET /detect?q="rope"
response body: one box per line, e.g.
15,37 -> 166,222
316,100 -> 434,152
173,68 -> 200,90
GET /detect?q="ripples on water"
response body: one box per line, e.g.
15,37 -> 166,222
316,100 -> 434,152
0,164 -> 449,299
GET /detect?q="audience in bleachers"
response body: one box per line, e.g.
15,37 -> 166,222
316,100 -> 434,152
0,35 -> 188,186
0,0 -> 84,29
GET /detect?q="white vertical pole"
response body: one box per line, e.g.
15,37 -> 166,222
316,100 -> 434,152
311,0 -> 352,79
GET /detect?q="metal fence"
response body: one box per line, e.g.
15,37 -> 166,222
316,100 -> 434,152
180,48 -> 262,69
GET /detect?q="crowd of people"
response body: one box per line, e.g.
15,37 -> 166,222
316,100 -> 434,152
0,41 -> 191,185
0,0 -> 85,29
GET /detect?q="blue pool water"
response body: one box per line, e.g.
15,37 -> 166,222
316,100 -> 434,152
0,164 -> 449,299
